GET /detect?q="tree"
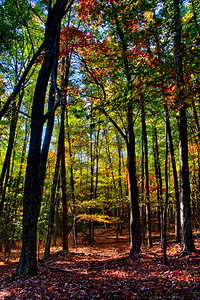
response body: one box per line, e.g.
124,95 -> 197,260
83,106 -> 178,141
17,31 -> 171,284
141,101 -> 152,248
15,0 -> 74,276
77,0 -> 141,255
173,0 -> 195,253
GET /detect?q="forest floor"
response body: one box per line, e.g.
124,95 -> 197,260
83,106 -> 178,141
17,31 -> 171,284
0,228 -> 200,300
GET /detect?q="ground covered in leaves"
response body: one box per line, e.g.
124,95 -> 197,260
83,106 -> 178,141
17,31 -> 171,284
0,230 -> 200,299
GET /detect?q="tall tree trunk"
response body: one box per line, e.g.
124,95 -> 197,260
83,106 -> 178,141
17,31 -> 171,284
53,182 -> 60,247
43,128 -> 62,260
89,117 -> 94,246
86,2 -> 141,255
15,0 -> 73,276
0,93 -> 23,212
191,98 -> 200,221
191,98 -> 200,193
163,109 -> 169,265
14,108 -> 30,198
127,102 -> 140,255
152,121 -> 163,244
116,132 -> 123,238
141,102 -> 152,248
173,0 -> 195,253
60,102 -> 68,253
141,122 -> 146,245
112,3 -> 140,255
38,28 -> 60,203
66,105 -> 77,246
165,106 -> 181,242
105,134 -> 117,194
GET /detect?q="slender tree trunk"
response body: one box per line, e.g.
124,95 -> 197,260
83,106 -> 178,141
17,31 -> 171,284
112,4 -> 140,255
87,2 -> 141,255
89,118 -> 94,246
53,183 -> 60,246
116,132 -> 123,239
191,98 -> 200,192
105,134 -> 117,194
60,102 -> 68,253
43,128 -> 62,259
191,98 -> 200,221
165,106 -> 181,242
141,103 -> 152,248
0,93 -> 23,212
163,110 -> 169,265
127,107 -> 140,255
66,105 -> 77,246
141,123 -> 146,245
14,109 -> 30,198
174,0 -> 195,253
38,28 -> 60,202
152,123 -> 163,243
15,0 -> 73,276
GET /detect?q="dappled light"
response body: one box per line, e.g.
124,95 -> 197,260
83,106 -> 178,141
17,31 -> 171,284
0,0 -> 200,296
0,232 -> 200,299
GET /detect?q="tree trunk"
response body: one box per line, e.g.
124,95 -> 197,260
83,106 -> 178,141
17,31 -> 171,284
116,132 -> 123,238
191,98 -> 200,194
15,0 -> 73,276
141,103 -> 152,248
152,122 -> 163,243
14,107 -> 30,198
66,104 -> 77,246
112,4 -> 140,255
173,0 -> 195,253
60,102 -> 68,253
179,107 -> 195,252
53,184 -> 60,247
163,110 -> 169,265
165,106 -> 181,242
89,117 -> 94,246
141,123 -> 146,245
38,28 -> 60,202
0,92 -> 23,212
127,101 -> 140,256
43,126 -> 62,260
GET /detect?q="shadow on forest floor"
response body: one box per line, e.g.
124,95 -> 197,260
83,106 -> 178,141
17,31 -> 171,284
0,229 -> 200,299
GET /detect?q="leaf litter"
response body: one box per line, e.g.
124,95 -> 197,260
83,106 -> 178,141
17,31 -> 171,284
0,232 -> 200,299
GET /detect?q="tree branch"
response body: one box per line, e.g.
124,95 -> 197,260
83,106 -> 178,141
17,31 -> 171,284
0,42 -> 45,120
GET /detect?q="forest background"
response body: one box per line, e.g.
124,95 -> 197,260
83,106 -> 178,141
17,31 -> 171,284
0,0 -> 199,282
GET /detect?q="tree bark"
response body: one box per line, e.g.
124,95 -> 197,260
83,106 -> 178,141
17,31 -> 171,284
173,0 -> 195,253
141,102 -> 152,248
66,102 -> 77,246
89,116 -> 94,246
38,27 -> 60,203
60,102 -> 68,253
127,103 -> 140,255
163,109 -> 169,265
0,92 -> 23,212
112,3 -> 140,255
15,0 -> 73,276
152,121 -> 163,243
43,124 -> 62,260
165,106 -> 181,242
